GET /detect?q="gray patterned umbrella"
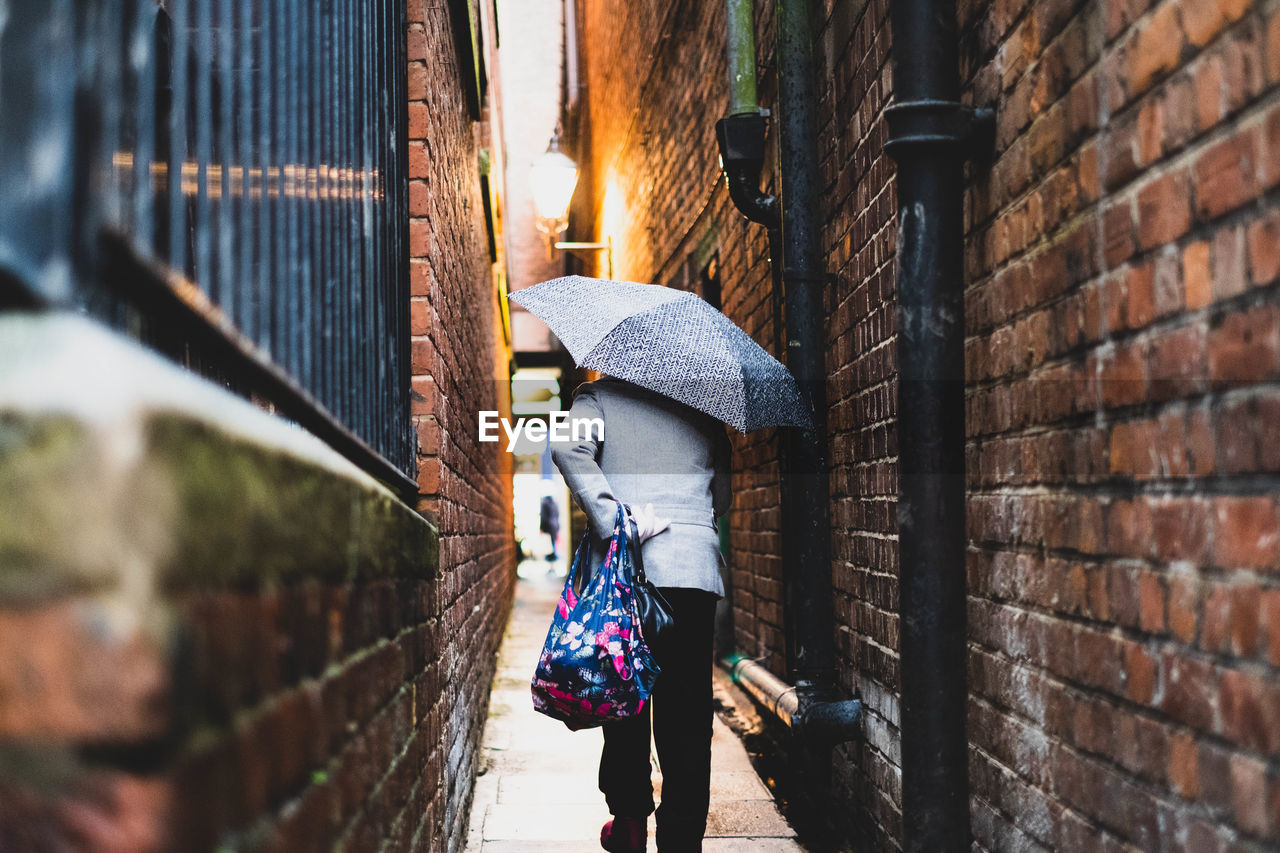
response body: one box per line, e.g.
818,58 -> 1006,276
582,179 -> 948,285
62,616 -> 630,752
509,275 -> 811,432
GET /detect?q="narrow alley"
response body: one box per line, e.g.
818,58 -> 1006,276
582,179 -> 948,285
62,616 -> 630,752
3,0 -> 1279,851
463,569 -> 803,852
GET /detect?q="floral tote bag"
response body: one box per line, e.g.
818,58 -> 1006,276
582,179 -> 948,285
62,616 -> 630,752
530,502 -> 661,730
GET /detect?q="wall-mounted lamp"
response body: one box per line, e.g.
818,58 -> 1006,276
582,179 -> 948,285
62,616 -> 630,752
529,135 -> 613,278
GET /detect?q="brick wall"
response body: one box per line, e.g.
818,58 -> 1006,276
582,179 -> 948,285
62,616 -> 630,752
0,336 -> 450,853
0,5 -> 514,853
573,0 -> 792,676
960,0 -> 1280,848
408,0 -> 516,848
573,0 -> 1280,848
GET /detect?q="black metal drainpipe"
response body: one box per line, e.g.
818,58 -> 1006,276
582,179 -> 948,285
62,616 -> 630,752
885,0 -> 993,850
716,0 -> 861,747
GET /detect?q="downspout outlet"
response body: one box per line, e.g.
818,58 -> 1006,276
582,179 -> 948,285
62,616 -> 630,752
716,114 -> 779,229
726,655 -> 863,746
793,697 -> 864,746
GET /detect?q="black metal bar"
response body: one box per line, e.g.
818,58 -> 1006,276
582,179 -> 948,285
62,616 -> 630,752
285,0 -> 301,381
775,0 -> 835,705
885,0 -> 992,849
271,0 -> 286,370
713,0 -> 862,757
219,0 -> 236,321
255,0 -> 272,350
195,0 -> 213,300
132,2 -> 157,254
299,0 -> 314,394
99,231 -> 419,498
242,0 -> 254,339
168,0 -> 189,278
1,0 -> 415,491
396,0 -> 413,475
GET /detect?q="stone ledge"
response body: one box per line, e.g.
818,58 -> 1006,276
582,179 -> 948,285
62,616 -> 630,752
0,311 -> 438,605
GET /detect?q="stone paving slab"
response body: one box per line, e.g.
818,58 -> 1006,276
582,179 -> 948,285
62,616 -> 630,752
464,570 -> 803,852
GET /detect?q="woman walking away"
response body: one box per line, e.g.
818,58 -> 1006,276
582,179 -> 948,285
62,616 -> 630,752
552,375 -> 732,853
511,274 -> 811,849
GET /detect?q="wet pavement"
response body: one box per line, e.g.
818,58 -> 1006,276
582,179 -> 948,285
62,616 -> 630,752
464,568 -> 804,852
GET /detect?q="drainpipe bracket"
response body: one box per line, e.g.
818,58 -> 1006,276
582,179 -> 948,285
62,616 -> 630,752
778,269 -> 837,286
884,100 -> 995,163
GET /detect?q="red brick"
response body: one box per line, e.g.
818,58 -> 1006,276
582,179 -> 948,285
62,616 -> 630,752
1246,209 -> 1280,285
1221,668 -> 1280,753
408,103 -> 429,141
1126,261 -> 1155,327
0,603 -> 169,740
1183,240 -> 1212,308
1189,407 -> 1217,476
1230,754 -> 1272,837
1129,2 -> 1184,96
1152,497 -> 1210,563
407,62 -> 428,102
1203,583 -> 1233,653
408,141 -> 429,178
1194,55 -> 1227,132
1265,103 -> 1280,188
1137,170 -> 1192,249
1103,200 -> 1137,267
1168,732 -> 1200,798
1108,498 -> 1153,558
1148,322 -> 1205,400
1217,395 -> 1261,473
1151,248 -> 1183,318
1103,121 -> 1141,192
1195,129 -> 1259,220
1137,99 -> 1165,165
409,298 -> 430,336
406,26 -> 427,62
1181,0 -> 1251,48
409,223 -> 430,258
409,180 -> 429,217
1167,574 -> 1199,642
1125,641 -> 1157,703
1229,583 -> 1261,657
1208,304 -> 1280,385
1268,7 -> 1280,83
1213,497 -> 1280,570
1100,342 -> 1147,408
1159,652 -> 1218,731
1265,589 -> 1280,665
1211,223 -> 1248,300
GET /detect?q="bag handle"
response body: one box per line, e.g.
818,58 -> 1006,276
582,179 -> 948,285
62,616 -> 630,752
566,521 -> 599,597
621,503 -> 649,585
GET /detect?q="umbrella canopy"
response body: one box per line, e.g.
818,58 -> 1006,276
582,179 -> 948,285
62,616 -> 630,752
509,275 -> 811,432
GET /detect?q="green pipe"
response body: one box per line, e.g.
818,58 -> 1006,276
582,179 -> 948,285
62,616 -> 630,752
726,0 -> 759,116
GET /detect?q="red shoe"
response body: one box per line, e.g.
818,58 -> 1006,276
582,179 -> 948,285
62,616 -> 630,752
600,816 -> 647,853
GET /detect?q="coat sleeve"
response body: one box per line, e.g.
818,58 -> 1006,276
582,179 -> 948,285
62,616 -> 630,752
550,386 -> 619,540
711,424 -> 732,517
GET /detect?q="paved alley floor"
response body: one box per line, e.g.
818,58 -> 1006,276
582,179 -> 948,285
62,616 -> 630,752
464,569 -> 804,852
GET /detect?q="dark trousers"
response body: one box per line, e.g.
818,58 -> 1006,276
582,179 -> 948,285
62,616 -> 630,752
598,586 -> 718,852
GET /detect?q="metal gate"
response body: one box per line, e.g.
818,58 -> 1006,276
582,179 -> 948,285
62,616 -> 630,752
0,0 -> 415,493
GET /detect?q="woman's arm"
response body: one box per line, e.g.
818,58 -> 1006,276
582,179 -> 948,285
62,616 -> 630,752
550,386 -> 619,540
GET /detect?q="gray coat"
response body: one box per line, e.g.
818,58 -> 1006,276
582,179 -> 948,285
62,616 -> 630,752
550,377 -> 731,597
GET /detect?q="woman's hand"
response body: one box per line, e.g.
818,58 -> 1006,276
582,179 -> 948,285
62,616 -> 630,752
632,503 -> 671,544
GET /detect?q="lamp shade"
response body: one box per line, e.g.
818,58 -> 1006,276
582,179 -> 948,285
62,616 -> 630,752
529,147 -> 579,224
